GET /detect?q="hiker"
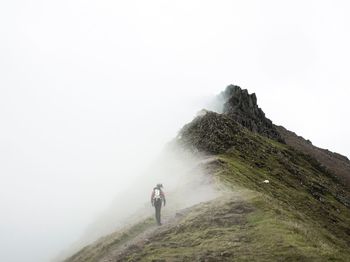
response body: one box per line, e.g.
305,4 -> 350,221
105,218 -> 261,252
151,183 -> 166,225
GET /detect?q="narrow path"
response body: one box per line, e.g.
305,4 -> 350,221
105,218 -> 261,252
99,208 -> 191,262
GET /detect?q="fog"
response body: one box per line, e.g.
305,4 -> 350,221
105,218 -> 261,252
56,145 -> 220,261
1,1 -> 350,261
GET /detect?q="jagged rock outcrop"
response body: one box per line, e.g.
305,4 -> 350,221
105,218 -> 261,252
178,111 -> 243,154
220,85 -> 284,142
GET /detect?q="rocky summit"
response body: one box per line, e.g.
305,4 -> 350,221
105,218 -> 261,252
177,85 -> 284,154
220,85 -> 284,142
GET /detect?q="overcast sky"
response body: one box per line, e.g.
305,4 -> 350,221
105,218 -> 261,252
1,1 -> 349,261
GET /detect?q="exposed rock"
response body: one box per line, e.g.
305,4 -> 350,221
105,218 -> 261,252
220,85 -> 284,142
177,111 -> 243,154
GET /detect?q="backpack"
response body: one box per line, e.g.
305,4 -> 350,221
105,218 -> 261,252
153,188 -> 161,199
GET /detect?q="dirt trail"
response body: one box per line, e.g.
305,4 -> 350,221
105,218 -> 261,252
99,207 -> 193,262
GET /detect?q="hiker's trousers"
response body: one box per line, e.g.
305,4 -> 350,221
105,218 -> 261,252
154,199 -> 162,225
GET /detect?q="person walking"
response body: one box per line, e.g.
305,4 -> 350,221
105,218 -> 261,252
151,183 -> 166,225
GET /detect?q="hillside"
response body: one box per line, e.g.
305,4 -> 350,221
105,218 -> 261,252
65,86 -> 350,262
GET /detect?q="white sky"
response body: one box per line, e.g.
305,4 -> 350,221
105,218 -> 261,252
0,1 -> 349,261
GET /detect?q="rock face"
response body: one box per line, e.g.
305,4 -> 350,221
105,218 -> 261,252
220,85 -> 284,142
178,111 -> 243,154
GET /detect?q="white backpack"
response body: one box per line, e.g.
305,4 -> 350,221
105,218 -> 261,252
154,188 -> 161,199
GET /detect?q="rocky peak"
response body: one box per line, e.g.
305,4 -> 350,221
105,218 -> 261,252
221,85 -> 284,142
222,85 -> 258,116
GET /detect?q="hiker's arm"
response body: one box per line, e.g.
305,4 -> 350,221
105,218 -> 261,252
151,190 -> 154,206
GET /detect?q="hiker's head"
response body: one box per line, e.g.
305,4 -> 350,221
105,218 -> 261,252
156,183 -> 163,188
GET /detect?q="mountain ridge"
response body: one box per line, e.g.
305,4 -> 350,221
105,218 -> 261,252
64,85 -> 350,262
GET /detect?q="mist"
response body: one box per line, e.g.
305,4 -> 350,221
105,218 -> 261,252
56,144 -> 220,261
0,83 -> 210,262
1,1 -> 350,262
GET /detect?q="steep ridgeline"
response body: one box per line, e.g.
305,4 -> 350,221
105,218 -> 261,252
66,85 -> 350,262
277,125 -> 350,187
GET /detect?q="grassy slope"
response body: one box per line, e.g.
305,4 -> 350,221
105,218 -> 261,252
66,130 -> 350,262
212,131 -> 350,261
